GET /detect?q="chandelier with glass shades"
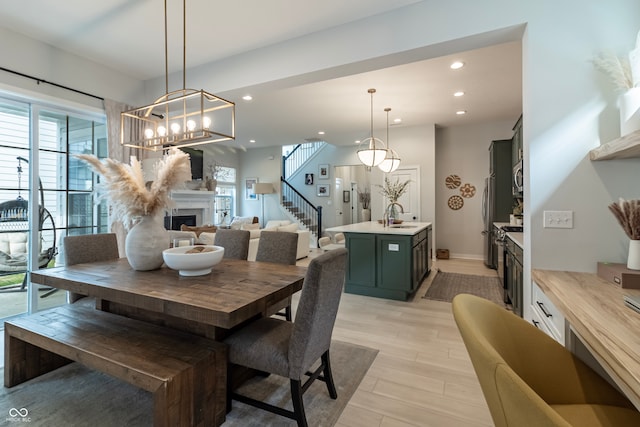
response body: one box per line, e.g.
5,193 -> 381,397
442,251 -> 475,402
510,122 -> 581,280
120,0 -> 235,151
357,88 -> 388,167
378,107 -> 401,173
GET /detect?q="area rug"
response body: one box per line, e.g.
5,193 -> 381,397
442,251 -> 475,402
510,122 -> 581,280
423,271 -> 506,307
0,340 -> 377,427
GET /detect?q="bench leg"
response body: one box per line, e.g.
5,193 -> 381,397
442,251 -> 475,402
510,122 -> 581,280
152,346 -> 226,427
4,327 -> 71,387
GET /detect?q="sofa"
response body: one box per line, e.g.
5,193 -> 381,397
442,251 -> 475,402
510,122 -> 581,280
168,219 -> 310,261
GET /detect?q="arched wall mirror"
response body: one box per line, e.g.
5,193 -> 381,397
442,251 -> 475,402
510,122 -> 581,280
333,165 -> 371,226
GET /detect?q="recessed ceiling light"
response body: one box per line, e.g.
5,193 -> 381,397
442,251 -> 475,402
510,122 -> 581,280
456,110 -> 467,115
393,118 -> 402,124
249,139 -> 256,143
242,95 -> 253,101
454,91 -> 465,97
450,61 -> 464,70
355,140 -> 361,144
318,131 -> 325,135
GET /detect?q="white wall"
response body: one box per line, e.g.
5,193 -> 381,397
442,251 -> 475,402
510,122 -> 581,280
436,120 -> 516,259
0,27 -> 144,109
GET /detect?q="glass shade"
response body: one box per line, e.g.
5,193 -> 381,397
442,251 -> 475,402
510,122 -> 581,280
378,148 -> 401,173
357,137 -> 387,167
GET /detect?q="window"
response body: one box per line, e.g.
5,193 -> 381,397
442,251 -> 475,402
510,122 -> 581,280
0,95 -> 106,319
213,166 -> 236,225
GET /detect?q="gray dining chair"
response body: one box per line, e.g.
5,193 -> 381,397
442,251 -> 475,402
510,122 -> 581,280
214,229 -> 250,260
63,233 -> 120,303
224,248 -> 347,427
255,231 -> 299,320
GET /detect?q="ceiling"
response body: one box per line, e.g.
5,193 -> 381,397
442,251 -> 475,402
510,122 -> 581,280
0,0 -> 522,149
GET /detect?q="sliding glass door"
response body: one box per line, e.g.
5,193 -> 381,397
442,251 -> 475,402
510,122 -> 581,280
0,96 -> 106,320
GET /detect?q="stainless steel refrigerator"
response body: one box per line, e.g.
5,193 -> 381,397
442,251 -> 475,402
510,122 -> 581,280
482,139 -> 513,268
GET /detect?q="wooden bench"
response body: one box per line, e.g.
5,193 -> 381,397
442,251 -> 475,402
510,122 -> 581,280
4,304 -> 227,426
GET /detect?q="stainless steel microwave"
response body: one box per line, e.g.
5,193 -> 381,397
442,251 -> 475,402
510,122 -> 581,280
513,160 -> 523,196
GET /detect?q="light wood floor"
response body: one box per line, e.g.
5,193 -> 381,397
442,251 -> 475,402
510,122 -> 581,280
305,255 -> 495,426
0,256 -> 496,426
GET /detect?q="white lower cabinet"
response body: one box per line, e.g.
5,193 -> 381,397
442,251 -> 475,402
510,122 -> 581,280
530,280 -> 566,345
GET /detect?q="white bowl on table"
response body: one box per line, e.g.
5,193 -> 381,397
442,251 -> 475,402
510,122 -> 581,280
162,245 -> 225,276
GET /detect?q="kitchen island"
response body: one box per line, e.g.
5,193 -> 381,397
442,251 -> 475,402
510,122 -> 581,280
326,221 -> 432,301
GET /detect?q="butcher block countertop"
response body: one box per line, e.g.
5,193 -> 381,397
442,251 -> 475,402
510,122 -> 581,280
532,269 -> 640,409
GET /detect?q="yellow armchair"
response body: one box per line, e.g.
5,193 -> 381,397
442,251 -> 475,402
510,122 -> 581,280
452,293 -> 640,427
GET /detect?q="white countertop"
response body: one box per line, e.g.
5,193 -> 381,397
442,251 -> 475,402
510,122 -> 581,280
326,221 -> 431,236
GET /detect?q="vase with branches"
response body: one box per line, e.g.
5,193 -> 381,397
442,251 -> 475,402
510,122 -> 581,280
77,148 -> 191,270
358,187 -> 372,221
609,198 -> 640,270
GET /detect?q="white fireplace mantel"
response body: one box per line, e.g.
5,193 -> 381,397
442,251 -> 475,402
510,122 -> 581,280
169,190 -> 215,225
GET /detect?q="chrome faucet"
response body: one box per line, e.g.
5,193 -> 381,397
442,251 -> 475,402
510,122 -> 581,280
383,202 -> 404,227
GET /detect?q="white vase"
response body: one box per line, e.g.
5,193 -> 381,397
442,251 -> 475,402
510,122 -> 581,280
618,88 -> 640,136
125,215 -> 169,271
361,208 -> 371,222
628,240 -> 640,270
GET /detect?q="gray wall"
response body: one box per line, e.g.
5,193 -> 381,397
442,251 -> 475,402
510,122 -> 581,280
436,120 -> 516,259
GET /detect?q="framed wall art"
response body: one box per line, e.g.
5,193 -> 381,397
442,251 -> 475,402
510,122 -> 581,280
305,173 -> 314,185
245,177 -> 258,200
317,184 -> 329,197
318,164 -> 329,179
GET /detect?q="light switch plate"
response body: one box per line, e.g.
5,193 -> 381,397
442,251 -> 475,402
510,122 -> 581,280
543,210 -> 573,228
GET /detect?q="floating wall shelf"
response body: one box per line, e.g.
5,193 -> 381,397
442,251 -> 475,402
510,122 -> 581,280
590,129 -> 640,160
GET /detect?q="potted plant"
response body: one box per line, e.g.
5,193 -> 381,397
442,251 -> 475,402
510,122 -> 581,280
377,177 -> 410,220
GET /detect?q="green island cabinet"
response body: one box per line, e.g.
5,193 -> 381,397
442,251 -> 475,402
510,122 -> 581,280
327,222 -> 432,301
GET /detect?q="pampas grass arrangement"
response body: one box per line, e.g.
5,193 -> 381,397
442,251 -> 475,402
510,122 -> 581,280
593,30 -> 640,90
76,148 -> 191,228
608,198 -> 640,240
593,52 -> 635,91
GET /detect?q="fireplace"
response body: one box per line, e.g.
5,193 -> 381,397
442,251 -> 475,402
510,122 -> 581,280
164,214 -> 197,230
168,190 -> 215,226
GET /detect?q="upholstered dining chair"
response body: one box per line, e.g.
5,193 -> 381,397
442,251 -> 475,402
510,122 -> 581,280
224,248 -> 347,427
318,236 -> 331,250
255,231 -> 299,320
214,229 -> 250,260
452,293 -> 640,427
63,233 -> 120,303
255,231 -> 298,265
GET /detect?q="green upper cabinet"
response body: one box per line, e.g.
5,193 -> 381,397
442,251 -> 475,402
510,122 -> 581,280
512,114 -> 523,166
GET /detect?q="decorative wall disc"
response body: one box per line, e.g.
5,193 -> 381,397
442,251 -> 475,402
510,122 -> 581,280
448,195 -> 464,210
445,174 -> 461,189
460,183 -> 476,198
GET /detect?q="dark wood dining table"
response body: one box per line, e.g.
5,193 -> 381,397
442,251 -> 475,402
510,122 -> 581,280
30,257 -> 307,339
27,257 -> 307,426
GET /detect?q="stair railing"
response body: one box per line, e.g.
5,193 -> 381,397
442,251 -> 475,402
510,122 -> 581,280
280,177 -> 322,240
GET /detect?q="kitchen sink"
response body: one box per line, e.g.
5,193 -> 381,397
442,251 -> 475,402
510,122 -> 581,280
390,225 -> 417,228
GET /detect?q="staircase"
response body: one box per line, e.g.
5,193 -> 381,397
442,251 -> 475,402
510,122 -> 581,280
281,177 -> 322,243
283,140 -> 325,179
280,141 -> 326,244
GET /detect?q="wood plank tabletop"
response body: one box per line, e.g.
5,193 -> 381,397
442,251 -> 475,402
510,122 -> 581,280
532,269 -> 640,409
31,258 -> 306,330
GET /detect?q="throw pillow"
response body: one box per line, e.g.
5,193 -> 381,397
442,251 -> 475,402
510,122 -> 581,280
278,223 -> 299,233
241,223 -> 260,230
180,224 -> 217,236
265,220 -> 291,229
